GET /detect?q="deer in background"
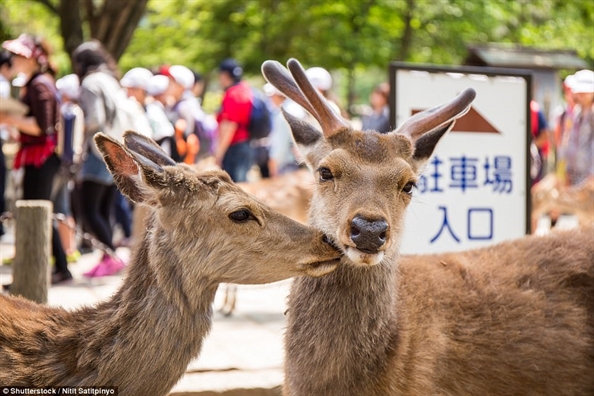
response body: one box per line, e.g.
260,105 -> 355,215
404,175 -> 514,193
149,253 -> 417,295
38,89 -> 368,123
262,59 -> 594,396
0,131 -> 341,394
531,173 -> 594,231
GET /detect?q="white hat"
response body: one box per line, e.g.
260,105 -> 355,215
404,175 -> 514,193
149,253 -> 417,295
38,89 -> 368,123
306,67 -> 332,91
56,74 -> 81,100
571,69 -> 594,94
146,74 -> 170,96
121,67 -> 153,90
564,74 -> 576,90
263,83 -> 282,97
169,65 -> 195,90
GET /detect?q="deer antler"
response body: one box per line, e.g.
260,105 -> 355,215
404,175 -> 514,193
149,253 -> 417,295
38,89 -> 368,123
395,88 -> 476,139
262,58 -> 349,138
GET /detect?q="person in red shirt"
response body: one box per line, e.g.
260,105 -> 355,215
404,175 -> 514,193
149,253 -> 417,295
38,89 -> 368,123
215,58 -> 253,182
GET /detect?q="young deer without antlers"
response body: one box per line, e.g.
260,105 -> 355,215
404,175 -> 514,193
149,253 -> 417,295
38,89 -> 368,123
0,131 -> 341,394
262,59 -> 594,396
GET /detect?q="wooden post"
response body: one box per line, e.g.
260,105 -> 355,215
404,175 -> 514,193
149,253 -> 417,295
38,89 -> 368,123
10,200 -> 52,304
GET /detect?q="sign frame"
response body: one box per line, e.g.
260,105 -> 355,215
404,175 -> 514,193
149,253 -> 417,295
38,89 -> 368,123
389,62 -> 533,242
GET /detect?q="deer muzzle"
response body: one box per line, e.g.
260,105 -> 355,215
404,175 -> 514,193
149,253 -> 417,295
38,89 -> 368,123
350,216 -> 388,253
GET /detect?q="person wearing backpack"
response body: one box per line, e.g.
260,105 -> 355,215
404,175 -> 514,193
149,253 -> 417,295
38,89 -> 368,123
72,41 -> 126,278
215,58 -> 253,182
54,73 -> 84,263
0,34 -> 71,284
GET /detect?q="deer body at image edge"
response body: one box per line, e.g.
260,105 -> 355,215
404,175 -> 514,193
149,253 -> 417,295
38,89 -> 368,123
262,59 -> 594,396
0,131 -> 341,394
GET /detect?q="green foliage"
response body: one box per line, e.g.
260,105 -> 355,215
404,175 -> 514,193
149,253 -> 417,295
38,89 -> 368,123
2,0 -> 592,104
0,0 -> 70,74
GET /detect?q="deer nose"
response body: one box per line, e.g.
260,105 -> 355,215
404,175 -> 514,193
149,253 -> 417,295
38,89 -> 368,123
350,216 -> 388,253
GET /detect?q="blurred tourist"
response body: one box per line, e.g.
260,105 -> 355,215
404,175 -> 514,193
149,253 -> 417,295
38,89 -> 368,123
264,83 -> 304,176
146,74 -> 176,158
362,82 -> 391,133
530,99 -> 551,185
0,34 -> 71,283
565,69 -> 594,187
554,74 -> 577,183
72,40 -> 126,277
54,73 -> 83,263
0,50 -> 12,238
215,58 -> 253,182
163,65 -> 200,164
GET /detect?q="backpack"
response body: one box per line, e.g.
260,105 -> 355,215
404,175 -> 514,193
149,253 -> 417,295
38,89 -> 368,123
248,88 -> 272,141
57,102 -> 85,170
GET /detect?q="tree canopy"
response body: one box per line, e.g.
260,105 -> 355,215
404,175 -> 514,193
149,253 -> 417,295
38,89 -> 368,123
1,0 -> 592,107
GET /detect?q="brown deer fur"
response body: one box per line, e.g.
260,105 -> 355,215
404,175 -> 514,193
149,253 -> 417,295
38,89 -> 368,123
261,59 -> 594,396
0,131 -> 341,394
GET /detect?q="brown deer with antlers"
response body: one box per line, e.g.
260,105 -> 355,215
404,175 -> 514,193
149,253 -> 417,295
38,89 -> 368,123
262,59 -> 594,396
0,131 -> 341,394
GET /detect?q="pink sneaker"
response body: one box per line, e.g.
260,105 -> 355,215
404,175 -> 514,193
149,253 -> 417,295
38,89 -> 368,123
83,255 -> 126,278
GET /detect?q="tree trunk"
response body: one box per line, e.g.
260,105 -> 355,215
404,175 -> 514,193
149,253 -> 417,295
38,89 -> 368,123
346,66 -> 355,118
58,0 -> 84,61
89,0 -> 149,61
397,0 -> 416,61
33,0 -> 148,66
10,200 -> 52,304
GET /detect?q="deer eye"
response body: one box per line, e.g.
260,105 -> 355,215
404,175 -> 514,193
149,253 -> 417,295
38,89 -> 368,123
402,181 -> 416,195
318,167 -> 334,182
229,209 -> 256,223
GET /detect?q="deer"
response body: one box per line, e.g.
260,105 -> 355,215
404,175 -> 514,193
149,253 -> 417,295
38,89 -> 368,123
0,130 -> 341,394
531,173 -> 594,231
262,59 -> 594,396
219,169 -> 314,315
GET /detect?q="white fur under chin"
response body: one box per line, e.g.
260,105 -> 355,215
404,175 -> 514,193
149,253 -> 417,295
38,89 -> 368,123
345,247 -> 384,266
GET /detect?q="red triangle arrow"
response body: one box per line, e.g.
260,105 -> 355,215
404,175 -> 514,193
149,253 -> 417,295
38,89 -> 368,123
411,106 -> 500,134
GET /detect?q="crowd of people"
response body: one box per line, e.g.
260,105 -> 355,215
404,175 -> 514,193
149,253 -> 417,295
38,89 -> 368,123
530,69 -> 594,228
3,32 -> 586,286
0,34 -> 365,285
553,69 -> 594,189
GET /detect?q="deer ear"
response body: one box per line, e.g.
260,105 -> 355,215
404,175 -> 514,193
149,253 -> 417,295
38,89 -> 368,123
94,133 -> 166,204
123,130 -> 176,167
282,108 -> 325,167
282,108 -> 322,146
411,121 -> 454,171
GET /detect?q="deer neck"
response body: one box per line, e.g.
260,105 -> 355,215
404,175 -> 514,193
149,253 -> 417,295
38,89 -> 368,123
285,250 -> 400,395
76,219 -> 218,394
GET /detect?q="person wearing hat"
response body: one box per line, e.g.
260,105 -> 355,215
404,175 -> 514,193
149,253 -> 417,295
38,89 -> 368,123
215,58 -> 253,182
565,69 -> 594,187
164,64 -> 203,164
120,67 -> 153,103
0,34 -> 71,284
145,74 -> 176,159
71,40 -> 127,277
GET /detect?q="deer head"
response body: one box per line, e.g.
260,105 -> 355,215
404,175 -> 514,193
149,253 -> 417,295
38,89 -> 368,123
93,131 -> 341,285
262,59 -> 475,266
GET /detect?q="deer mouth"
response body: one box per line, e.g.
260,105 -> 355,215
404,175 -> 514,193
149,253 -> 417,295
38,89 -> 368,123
344,246 -> 385,266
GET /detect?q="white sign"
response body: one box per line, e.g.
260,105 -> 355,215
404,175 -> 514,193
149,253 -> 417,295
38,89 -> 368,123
391,65 -> 531,254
